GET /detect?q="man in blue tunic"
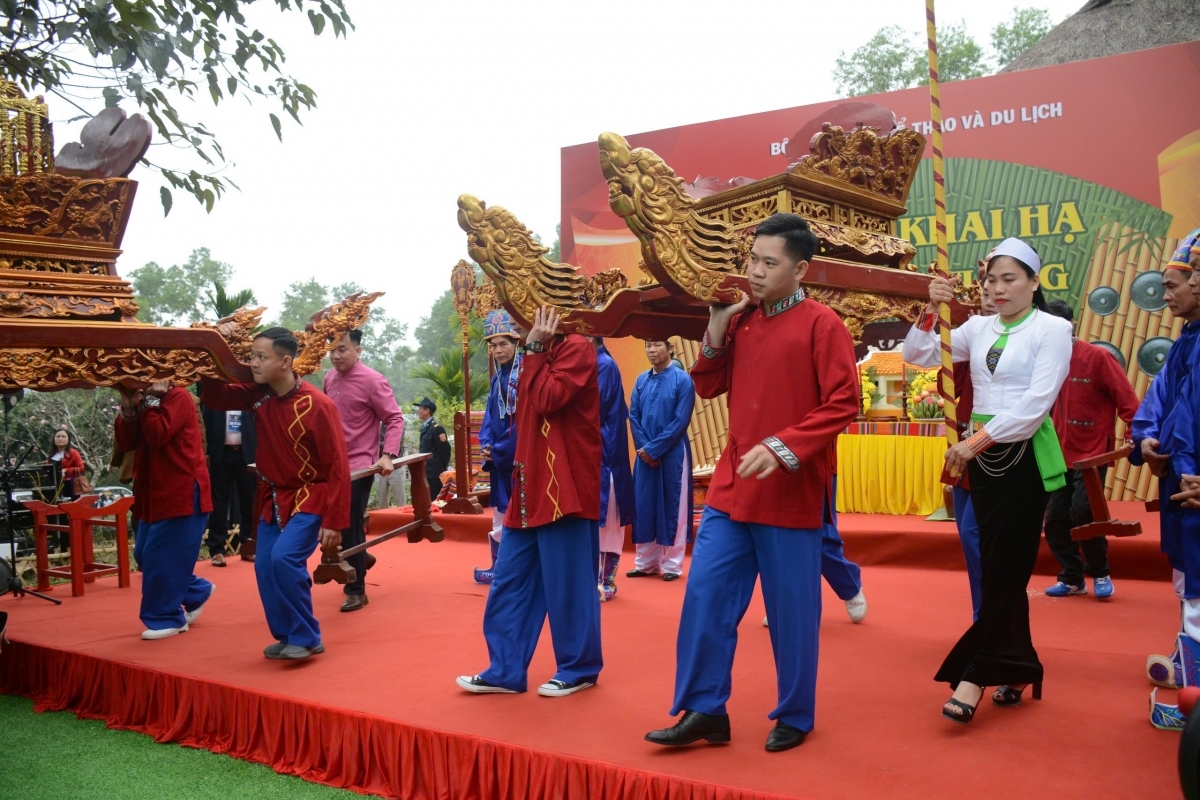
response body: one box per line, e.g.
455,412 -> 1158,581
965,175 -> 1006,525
627,340 -> 695,581
473,310 -> 521,584
1134,228 -> 1200,692
594,338 -> 636,600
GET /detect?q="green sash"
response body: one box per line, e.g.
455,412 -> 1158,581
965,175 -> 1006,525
971,412 -> 1067,493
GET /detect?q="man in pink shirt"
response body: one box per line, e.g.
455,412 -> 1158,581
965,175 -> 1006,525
324,329 -> 406,612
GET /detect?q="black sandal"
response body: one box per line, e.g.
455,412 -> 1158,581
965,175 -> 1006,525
992,682 -> 1042,707
941,694 -> 982,725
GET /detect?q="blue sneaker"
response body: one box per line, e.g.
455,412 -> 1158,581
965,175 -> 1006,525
1045,581 -> 1088,597
1094,576 -> 1115,599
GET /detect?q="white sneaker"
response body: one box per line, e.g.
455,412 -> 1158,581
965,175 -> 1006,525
763,615 -> 769,627
141,624 -> 188,640
456,675 -> 517,694
845,591 -> 867,624
184,584 -> 215,626
537,678 -> 595,697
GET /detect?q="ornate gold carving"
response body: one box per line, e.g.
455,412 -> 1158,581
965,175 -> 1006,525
191,306 -> 267,363
729,196 -> 778,228
472,280 -> 501,316
791,124 -> 925,204
582,268 -> 628,308
292,292 -> 383,376
849,209 -> 891,233
1,81 -> 53,176
0,174 -> 132,243
598,132 -> 741,302
809,221 -> 915,266
457,194 -> 587,320
792,198 -> 834,222
0,257 -> 108,275
0,347 -> 224,390
450,259 -> 476,318
0,291 -> 139,319
635,259 -> 656,286
806,287 -> 926,344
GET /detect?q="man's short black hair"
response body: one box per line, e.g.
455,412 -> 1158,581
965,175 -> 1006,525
753,213 -> 819,264
254,326 -> 298,358
1045,299 -> 1074,323
347,329 -> 362,346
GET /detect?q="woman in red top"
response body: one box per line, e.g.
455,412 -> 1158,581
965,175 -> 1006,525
47,429 -> 86,499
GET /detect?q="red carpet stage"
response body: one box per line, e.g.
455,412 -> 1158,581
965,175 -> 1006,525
0,529 -> 1181,800
373,500 -> 1167,580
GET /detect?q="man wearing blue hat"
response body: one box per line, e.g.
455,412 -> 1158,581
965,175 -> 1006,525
474,309 -> 522,584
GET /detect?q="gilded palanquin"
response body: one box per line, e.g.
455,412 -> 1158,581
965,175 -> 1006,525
458,116 -> 977,344
0,82 -> 376,391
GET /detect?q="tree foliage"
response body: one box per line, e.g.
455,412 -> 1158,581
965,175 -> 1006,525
128,247 -> 233,325
991,7 -> 1054,69
832,8 -> 1053,98
0,1 -> 352,215
409,346 -> 489,415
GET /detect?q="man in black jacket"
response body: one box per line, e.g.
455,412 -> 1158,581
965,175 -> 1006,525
415,397 -> 451,499
200,396 -> 258,566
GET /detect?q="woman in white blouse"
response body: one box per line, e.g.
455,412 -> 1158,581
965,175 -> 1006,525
903,237 -> 1073,726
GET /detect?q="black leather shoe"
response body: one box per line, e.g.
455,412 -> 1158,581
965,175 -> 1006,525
765,721 -> 807,752
364,552 -> 377,572
341,594 -> 369,612
626,569 -> 658,578
645,710 -> 731,746
662,572 -> 681,582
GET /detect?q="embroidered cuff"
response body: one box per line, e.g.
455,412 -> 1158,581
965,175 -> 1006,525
141,395 -> 161,409
762,436 -> 801,474
916,307 -> 937,332
699,331 -> 728,360
965,428 -> 993,455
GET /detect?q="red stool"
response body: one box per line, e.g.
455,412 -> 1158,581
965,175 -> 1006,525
24,495 -> 134,597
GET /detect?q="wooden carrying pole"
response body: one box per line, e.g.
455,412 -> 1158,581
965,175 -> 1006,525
925,0 -> 959,452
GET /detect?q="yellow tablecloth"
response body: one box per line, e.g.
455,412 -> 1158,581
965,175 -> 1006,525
836,433 -> 946,516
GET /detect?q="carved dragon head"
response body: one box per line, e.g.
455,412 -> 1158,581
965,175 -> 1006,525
597,133 -> 742,302
292,291 -> 383,376
456,194 -> 586,324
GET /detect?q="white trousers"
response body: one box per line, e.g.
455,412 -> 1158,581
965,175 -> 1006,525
599,476 -> 624,553
1173,569 -> 1200,640
375,467 -> 408,508
634,458 -> 689,575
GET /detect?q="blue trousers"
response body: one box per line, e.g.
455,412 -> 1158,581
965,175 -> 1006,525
952,486 -> 982,621
672,507 -> 822,731
256,512 -> 322,649
480,516 -> 603,692
820,479 -> 861,601
134,486 -> 211,631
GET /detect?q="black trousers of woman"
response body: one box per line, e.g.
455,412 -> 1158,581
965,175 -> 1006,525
936,441 -> 1047,689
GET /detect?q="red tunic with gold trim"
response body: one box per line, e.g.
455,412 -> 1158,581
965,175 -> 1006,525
200,378 -> 350,531
504,334 -> 601,530
691,290 -> 860,529
1050,339 -> 1140,466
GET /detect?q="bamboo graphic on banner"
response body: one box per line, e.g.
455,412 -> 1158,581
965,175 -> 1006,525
925,0 -> 959,450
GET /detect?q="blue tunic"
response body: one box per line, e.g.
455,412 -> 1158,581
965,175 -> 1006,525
597,345 -> 636,525
479,359 -> 518,513
1163,327 -> 1200,596
1134,320 -> 1200,588
629,364 -> 695,546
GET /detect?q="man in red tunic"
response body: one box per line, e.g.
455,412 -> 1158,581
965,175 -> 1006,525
202,327 -> 350,660
115,382 -> 214,639
456,306 -> 604,697
645,213 -> 860,752
1044,299 -> 1140,599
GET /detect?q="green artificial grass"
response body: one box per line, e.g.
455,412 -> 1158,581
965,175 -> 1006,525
0,694 -> 383,799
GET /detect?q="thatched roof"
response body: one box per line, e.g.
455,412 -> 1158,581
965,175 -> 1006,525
1001,0 -> 1200,73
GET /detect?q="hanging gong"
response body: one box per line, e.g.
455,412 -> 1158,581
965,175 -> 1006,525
1130,271 -> 1167,312
1087,286 -> 1120,316
1137,337 -> 1174,377
1090,340 -> 1126,370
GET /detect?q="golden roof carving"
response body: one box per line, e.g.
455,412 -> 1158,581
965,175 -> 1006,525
790,123 -> 925,205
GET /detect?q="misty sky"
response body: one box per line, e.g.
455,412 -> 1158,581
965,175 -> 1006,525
48,0 -> 1087,338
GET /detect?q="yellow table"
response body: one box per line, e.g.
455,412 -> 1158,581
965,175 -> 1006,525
835,433 -> 946,516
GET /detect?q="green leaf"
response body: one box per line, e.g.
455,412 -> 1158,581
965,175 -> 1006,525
160,186 -> 173,216
308,10 -> 326,35
269,112 -> 282,141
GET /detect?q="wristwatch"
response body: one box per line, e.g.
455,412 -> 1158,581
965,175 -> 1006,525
522,340 -> 546,354
383,452 -> 399,460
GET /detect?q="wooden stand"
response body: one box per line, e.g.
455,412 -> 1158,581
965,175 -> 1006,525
313,453 -> 444,585
1071,446 -> 1141,541
443,410 -> 485,514
23,494 -> 134,597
